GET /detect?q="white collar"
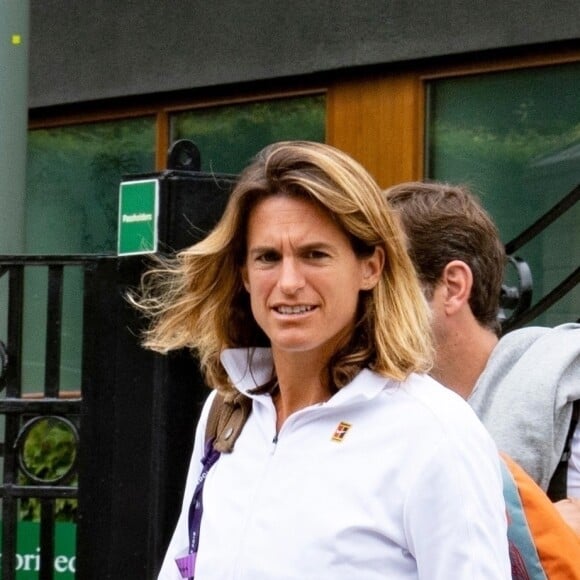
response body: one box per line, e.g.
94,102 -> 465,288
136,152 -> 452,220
220,347 -> 275,393
220,347 -> 392,405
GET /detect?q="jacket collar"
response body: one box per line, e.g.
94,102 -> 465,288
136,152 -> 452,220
220,347 -> 391,405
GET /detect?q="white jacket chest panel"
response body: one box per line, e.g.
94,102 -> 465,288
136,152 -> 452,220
199,391 -> 455,579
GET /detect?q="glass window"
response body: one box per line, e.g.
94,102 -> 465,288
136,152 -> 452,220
26,118 -> 155,254
426,63 -> 580,326
171,94 -> 326,174
21,118 -> 155,391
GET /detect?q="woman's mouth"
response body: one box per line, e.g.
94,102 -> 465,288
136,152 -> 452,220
274,305 -> 316,315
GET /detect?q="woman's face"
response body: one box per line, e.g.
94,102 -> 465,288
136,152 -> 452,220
242,195 -> 383,361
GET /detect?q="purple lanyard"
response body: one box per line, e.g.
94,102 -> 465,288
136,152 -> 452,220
175,438 -> 220,579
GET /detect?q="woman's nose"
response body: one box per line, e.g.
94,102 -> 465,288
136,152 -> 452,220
278,257 -> 305,294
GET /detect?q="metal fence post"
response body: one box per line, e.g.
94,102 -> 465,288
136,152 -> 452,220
77,166 -> 235,579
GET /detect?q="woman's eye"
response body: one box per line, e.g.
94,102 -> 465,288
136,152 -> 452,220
306,250 -> 328,259
257,251 -> 279,263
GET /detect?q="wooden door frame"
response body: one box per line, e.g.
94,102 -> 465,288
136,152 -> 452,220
325,46 -> 580,189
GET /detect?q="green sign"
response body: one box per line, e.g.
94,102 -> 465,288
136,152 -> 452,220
117,179 -> 159,255
0,522 -> 76,578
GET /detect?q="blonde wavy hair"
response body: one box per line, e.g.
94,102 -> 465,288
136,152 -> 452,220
132,141 -> 433,395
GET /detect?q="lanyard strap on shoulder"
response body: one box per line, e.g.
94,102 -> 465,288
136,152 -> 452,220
175,438 -> 220,579
189,438 -> 221,553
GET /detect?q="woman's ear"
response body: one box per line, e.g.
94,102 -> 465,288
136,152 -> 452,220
360,246 -> 385,290
440,260 -> 473,315
241,266 -> 250,292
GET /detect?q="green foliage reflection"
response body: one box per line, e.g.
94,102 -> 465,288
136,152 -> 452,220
172,94 -> 326,174
26,117 -> 155,254
18,417 -> 78,523
427,63 -> 580,326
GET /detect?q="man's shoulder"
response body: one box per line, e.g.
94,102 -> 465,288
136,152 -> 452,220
499,322 -> 580,344
472,323 -> 580,406
494,322 -> 580,357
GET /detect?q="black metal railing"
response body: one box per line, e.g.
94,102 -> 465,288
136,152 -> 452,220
500,184 -> 580,332
0,255 -> 103,580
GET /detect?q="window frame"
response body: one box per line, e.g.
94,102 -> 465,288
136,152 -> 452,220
28,45 -> 580,186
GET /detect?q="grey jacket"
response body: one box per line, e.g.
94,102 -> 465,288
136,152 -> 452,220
469,323 -> 580,491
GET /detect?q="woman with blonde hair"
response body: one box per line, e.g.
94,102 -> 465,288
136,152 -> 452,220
135,141 -> 510,579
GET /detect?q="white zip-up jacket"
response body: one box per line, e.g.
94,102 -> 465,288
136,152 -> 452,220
158,348 -> 510,579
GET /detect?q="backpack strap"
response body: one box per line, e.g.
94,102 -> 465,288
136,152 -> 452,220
547,399 -> 580,501
205,391 -> 253,454
500,453 -> 580,579
178,392 -> 252,578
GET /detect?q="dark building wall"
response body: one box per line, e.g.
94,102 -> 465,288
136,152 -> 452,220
29,0 -> 579,109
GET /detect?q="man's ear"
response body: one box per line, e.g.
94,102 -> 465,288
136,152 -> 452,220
440,260 -> 473,315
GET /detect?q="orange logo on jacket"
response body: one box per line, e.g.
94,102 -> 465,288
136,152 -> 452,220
331,421 -> 352,442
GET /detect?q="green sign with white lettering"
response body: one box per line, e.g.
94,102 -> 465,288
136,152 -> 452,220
117,179 -> 159,255
0,522 -> 76,578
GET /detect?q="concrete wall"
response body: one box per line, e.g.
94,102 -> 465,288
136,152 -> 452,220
29,0 -> 580,109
